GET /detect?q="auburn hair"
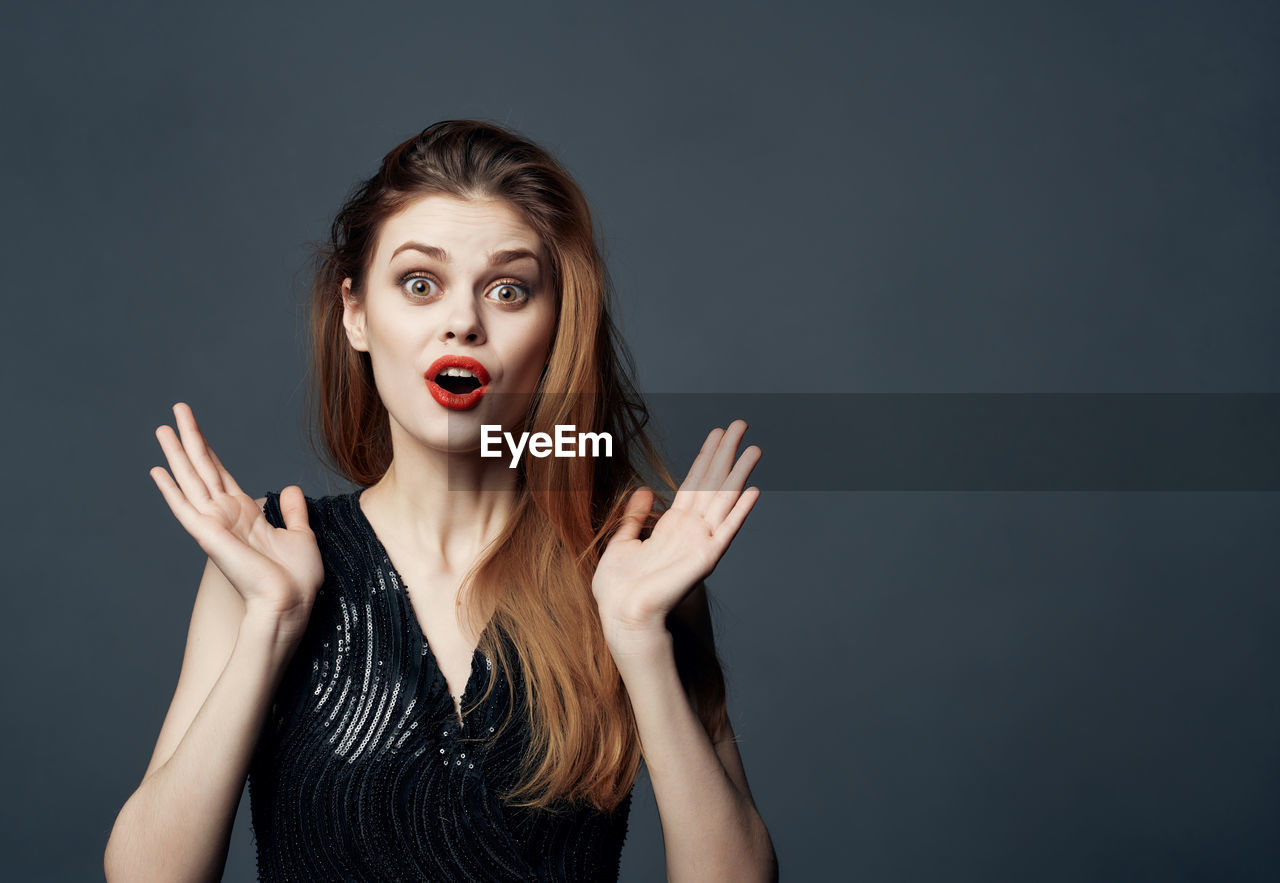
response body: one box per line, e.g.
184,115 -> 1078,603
300,120 -> 729,812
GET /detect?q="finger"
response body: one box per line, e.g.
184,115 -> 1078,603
711,486 -> 761,550
277,485 -> 313,532
205,444 -> 245,498
611,486 -> 654,543
174,402 -> 226,496
149,466 -> 242,562
690,420 -> 749,517
706,445 -> 763,525
671,428 -> 724,511
149,465 -> 202,526
156,422 -> 213,508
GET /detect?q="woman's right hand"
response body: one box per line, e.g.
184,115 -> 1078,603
149,402 -> 325,635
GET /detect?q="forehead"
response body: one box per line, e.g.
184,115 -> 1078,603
374,194 -> 543,265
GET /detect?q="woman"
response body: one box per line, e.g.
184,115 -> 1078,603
105,120 -> 777,882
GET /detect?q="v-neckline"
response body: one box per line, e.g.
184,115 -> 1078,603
351,487 -> 494,728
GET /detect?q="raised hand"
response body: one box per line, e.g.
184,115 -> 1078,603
149,402 -> 325,629
593,419 -> 762,647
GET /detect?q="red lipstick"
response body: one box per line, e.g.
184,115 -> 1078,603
425,355 -> 491,411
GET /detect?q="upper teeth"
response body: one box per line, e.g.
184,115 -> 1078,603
441,367 -> 477,378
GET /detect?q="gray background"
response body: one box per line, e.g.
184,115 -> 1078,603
3,0 -> 1277,880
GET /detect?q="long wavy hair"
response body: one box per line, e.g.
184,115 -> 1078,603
301,120 -> 729,812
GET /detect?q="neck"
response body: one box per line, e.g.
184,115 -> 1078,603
362,441 -> 521,575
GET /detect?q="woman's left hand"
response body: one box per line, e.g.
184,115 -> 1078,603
593,419 -> 762,652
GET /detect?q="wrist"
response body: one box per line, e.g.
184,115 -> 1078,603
606,623 -> 673,675
240,607 -> 308,648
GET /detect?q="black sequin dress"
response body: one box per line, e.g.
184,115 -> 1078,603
247,489 -> 633,881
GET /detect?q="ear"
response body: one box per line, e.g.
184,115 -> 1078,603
341,277 -> 370,353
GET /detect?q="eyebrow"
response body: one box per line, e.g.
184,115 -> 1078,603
389,241 -> 541,267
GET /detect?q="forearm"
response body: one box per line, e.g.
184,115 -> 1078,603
105,616 -> 299,882
615,631 -> 775,883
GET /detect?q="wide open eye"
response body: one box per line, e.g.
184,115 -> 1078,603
399,273 -> 436,298
487,281 -> 532,306
397,273 -> 532,305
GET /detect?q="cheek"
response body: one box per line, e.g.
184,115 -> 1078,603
528,309 -> 557,364
367,311 -> 420,359
519,331 -> 554,380
364,320 -> 423,390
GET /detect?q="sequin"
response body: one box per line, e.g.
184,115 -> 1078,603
247,488 -> 634,882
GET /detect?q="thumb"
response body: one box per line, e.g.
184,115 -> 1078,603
277,485 -> 312,532
611,487 -> 654,544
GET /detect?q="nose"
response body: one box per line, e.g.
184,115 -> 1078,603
439,293 -> 485,345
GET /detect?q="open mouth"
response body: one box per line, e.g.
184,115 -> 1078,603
424,355 -> 491,410
433,368 -> 483,395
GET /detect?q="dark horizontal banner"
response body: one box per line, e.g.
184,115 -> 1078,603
445,394 -> 1280,491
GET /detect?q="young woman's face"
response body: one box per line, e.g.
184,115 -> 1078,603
342,194 -> 557,455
